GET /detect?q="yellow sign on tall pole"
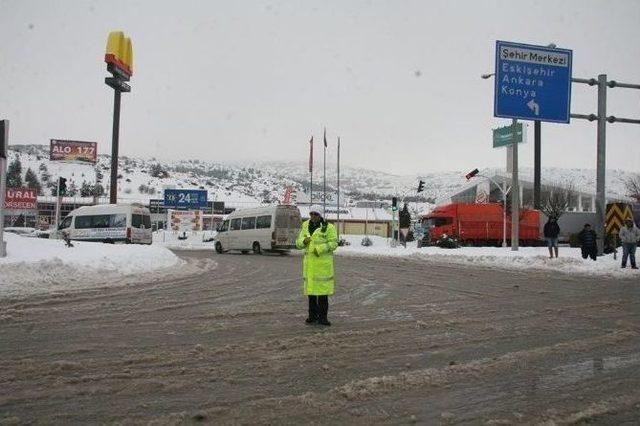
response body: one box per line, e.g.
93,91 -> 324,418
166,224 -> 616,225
104,31 -> 133,204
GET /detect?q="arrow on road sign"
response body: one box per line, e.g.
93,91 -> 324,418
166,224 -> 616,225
527,99 -> 540,116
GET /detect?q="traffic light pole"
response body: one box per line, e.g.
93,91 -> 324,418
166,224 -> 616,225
54,176 -> 61,233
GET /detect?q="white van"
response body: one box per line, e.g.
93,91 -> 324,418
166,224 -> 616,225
57,203 -> 153,244
215,205 -> 301,254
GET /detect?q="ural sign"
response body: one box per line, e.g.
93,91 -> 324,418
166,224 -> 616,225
494,41 -> 573,123
4,187 -> 37,210
50,139 -> 97,164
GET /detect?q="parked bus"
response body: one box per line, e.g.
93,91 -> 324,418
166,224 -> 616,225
57,203 -> 152,244
214,205 -> 301,254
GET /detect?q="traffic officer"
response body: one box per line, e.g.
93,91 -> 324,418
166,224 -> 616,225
296,205 -> 338,326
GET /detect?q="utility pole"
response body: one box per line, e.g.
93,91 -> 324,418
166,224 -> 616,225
0,120 -> 8,257
595,74 -> 607,256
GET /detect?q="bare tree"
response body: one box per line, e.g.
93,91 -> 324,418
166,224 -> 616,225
541,182 -> 576,219
625,174 -> 640,202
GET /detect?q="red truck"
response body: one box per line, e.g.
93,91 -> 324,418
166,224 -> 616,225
422,203 -> 541,246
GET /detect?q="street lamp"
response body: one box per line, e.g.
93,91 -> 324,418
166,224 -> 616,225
466,169 -> 511,248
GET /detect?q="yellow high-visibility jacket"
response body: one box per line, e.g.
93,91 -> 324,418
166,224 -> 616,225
295,220 -> 338,295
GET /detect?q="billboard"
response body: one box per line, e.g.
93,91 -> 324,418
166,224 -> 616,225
168,209 -> 203,232
4,187 -> 38,210
50,139 -> 98,164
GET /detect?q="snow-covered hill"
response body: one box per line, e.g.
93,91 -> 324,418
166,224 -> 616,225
5,144 -> 637,210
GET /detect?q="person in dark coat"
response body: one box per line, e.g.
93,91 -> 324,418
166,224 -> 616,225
577,223 -> 598,261
543,217 -> 561,259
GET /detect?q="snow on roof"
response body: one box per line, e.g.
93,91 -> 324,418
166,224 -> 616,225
297,205 -> 392,221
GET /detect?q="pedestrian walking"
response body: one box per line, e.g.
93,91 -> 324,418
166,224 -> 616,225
619,218 -> 640,269
543,217 -> 561,258
577,223 -> 598,261
296,205 -> 338,326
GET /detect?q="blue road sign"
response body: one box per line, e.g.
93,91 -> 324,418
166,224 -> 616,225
164,189 -> 208,209
494,40 -> 573,123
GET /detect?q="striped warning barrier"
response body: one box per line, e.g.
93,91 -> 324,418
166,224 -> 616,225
605,202 -> 633,235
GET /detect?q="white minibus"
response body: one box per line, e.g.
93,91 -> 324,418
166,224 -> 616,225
214,205 -> 301,254
57,203 -> 153,244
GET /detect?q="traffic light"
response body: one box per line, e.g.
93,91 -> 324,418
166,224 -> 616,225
391,196 -> 398,211
59,177 -> 67,196
417,180 -> 425,193
465,168 -> 479,180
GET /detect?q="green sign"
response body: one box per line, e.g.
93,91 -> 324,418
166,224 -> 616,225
492,123 -> 524,148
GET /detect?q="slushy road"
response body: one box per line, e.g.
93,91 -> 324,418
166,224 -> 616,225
1,251 -> 639,424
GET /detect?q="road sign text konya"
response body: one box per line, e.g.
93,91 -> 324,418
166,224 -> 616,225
494,41 -> 573,123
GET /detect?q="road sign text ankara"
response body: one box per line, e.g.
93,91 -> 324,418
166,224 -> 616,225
494,41 -> 572,123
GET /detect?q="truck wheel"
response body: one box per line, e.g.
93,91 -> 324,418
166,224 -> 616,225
215,242 -> 224,254
252,242 -> 262,255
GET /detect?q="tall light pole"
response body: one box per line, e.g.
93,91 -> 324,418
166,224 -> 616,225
467,171 -> 511,247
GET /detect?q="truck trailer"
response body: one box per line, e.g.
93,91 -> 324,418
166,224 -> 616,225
422,203 -> 541,246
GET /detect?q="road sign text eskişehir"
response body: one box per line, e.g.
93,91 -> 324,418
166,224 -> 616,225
494,41 -> 572,123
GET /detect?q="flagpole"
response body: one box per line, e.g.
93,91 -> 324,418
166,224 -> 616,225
337,137 -> 340,240
323,127 -> 327,217
309,136 -> 313,207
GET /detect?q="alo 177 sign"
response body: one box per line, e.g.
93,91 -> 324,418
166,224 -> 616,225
164,189 -> 208,209
494,40 -> 573,123
50,139 -> 97,164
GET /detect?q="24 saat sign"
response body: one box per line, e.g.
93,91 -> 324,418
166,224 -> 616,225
4,187 -> 38,210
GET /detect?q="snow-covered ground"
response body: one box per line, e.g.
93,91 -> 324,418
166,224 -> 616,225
337,235 -> 638,278
152,230 -> 216,250
0,233 -> 181,298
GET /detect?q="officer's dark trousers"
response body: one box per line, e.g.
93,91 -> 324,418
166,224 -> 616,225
308,295 -> 329,320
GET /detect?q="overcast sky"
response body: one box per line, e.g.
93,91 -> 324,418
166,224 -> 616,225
1,0 -> 639,175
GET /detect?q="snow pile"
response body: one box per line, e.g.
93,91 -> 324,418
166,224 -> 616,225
0,233 -> 180,297
152,230 -> 217,250
338,235 -> 638,278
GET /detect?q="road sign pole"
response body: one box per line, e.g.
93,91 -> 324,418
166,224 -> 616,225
534,120 -> 541,209
511,118 -> 519,251
595,74 -> 607,256
109,89 -> 121,204
503,181 -> 508,248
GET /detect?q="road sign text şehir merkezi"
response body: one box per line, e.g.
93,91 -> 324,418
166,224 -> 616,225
494,40 -> 573,124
